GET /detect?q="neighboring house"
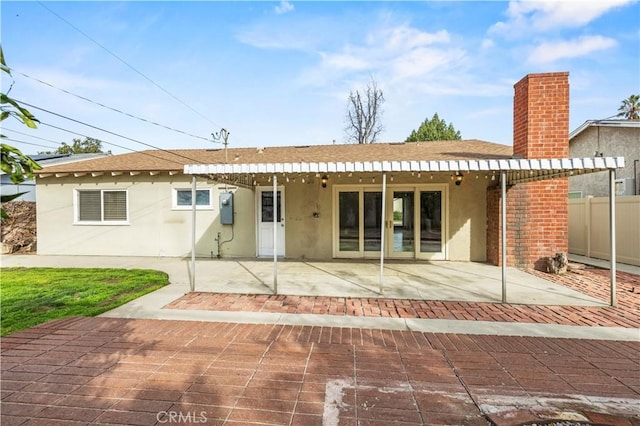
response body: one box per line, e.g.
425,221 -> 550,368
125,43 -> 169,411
34,73 -> 622,271
1,153 -> 109,202
569,119 -> 640,198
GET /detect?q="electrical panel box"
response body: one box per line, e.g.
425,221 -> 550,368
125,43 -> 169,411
615,178 -> 635,196
219,193 -> 234,225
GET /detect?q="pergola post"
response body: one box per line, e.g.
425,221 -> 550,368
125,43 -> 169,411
273,174 -> 278,295
609,169 -> 617,307
379,173 -> 387,294
190,176 -> 196,292
501,170 -> 507,303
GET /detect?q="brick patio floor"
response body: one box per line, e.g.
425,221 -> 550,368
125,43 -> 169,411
165,268 -> 640,328
1,317 -> 639,425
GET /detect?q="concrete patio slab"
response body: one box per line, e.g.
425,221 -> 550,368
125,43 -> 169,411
0,254 -> 606,306
4,254 -> 636,341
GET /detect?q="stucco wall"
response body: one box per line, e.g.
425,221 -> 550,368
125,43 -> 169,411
36,175 -> 256,258
37,172 -> 489,261
297,172 -> 488,262
569,126 -> 640,197
282,177 -> 333,259
447,174 -> 488,262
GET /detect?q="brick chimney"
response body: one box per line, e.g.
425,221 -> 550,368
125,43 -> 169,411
513,72 -> 569,159
487,72 -> 570,270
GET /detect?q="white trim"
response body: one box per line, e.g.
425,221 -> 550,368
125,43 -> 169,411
184,157 -> 624,182
570,120 -> 640,140
73,188 -> 129,225
332,183 -> 448,260
172,187 -> 214,210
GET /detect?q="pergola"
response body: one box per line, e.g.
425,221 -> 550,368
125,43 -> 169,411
184,155 -> 625,307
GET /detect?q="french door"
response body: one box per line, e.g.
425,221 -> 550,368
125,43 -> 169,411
334,184 -> 447,260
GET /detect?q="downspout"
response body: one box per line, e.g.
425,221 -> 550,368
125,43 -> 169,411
634,160 -> 638,195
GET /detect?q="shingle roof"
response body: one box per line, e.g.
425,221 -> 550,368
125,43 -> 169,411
39,140 -> 513,174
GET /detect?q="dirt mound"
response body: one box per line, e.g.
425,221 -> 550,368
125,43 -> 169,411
1,201 -> 37,254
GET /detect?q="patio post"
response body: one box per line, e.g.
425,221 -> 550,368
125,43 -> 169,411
609,169 -> 617,307
273,174 -> 278,295
380,172 -> 386,294
190,175 -> 196,292
501,170 -> 507,303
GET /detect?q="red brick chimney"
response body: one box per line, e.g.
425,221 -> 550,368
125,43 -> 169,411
487,72 -> 570,269
513,72 -> 569,159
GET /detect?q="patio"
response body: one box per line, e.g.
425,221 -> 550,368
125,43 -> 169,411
187,258 -> 604,307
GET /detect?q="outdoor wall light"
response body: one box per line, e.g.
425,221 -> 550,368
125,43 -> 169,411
321,174 -> 328,188
455,172 -> 463,186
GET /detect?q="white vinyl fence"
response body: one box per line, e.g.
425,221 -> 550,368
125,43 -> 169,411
569,195 -> 640,266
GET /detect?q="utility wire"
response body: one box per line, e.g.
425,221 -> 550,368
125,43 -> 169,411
3,137 -> 59,150
2,127 -> 63,145
13,69 -> 212,142
40,122 -> 191,168
37,1 -> 223,129
6,125 -> 189,169
16,99 -> 208,165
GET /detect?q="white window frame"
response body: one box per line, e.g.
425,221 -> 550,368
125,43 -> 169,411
74,189 -> 129,225
172,187 -> 213,210
332,183 -> 448,260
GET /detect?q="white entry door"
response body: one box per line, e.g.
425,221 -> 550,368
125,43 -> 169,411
257,187 -> 285,257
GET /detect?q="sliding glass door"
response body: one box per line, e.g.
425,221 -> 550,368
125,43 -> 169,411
335,184 -> 446,259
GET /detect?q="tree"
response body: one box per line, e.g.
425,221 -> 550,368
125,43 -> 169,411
1,44 -> 42,220
344,78 -> 385,144
41,137 -> 110,155
617,94 -> 640,120
405,113 -> 462,142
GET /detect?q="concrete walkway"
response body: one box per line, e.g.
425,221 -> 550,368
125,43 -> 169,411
569,253 -> 640,275
2,255 -> 637,341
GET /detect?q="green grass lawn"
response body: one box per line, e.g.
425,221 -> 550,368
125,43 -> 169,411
0,267 -> 169,336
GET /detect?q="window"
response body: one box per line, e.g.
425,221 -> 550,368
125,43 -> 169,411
568,191 -> 582,199
76,190 -> 128,224
173,188 -> 213,210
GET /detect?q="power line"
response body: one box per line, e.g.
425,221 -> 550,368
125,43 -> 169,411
2,137 -> 59,150
13,69 -> 212,143
37,1 -> 224,129
15,98 -> 208,165
2,127 -> 62,145
39,122 -> 192,169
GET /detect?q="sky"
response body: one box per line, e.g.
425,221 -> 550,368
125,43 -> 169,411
1,1 -> 639,156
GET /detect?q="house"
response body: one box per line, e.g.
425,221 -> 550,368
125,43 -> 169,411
1,153 -> 109,202
569,119 -> 640,198
34,72 -> 623,273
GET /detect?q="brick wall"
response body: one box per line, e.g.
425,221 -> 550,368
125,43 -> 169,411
487,72 -> 569,269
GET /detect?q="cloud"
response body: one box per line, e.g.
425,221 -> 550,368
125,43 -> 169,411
481,38 -> 494,49
302,25 -> 456,85
528,35 -> 617,63
490,0 -> 633,36
274,0 -> 294,15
